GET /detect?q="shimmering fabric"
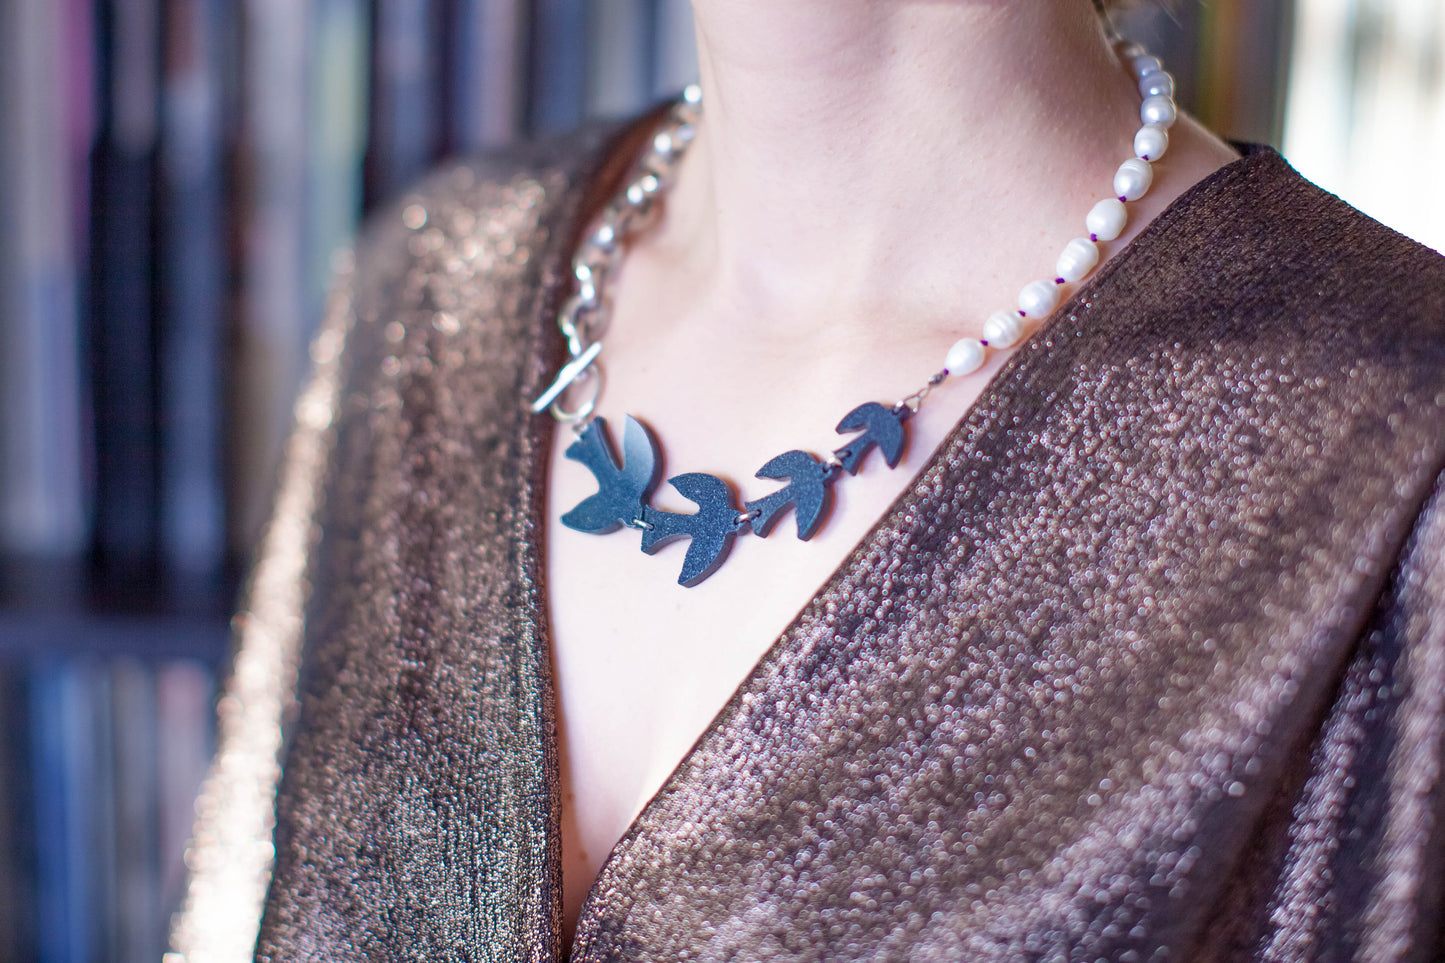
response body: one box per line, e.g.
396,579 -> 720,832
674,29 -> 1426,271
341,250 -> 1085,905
167,266 -> 358,963
181,114 -> 1445,963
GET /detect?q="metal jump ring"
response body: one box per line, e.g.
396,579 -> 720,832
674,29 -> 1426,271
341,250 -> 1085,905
897,369 -> 949,414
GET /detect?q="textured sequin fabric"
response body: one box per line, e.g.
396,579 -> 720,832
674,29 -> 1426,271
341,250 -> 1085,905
174,114 -> 1445,963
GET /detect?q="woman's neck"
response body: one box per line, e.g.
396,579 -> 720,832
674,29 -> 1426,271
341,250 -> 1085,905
639,0 -> 1219,343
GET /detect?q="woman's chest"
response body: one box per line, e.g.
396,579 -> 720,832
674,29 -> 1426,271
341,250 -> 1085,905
542,395 -> 969,931
540,335 -> 1003,875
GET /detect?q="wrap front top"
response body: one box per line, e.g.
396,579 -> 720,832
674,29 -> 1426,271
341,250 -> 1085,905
171,118 -> 1445,962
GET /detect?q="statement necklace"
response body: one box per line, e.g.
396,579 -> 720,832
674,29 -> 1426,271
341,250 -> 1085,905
532,41 -> 1179,586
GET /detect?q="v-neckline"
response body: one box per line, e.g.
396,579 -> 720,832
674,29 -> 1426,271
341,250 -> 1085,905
521,123 -> 1270,954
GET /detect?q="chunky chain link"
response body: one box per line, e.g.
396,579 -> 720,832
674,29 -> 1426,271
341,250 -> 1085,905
531,87 -> 702,425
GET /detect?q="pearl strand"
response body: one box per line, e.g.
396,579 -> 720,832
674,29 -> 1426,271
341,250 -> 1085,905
941,42 -> 1177,378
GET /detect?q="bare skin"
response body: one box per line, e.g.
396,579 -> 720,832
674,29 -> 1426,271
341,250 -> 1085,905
545,0 -> 1241,944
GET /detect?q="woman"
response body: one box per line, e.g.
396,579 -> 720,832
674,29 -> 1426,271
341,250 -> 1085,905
173,1 -> 1445,960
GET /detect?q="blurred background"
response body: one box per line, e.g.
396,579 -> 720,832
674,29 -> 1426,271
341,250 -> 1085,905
0,0 -> 1441,959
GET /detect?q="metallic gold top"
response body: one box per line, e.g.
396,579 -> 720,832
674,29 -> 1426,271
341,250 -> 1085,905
173,115 -> 1445,962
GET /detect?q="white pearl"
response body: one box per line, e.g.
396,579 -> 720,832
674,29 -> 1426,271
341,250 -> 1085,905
1018,280 -> 1060,320
1134,124 -> 1169,161
982,309 -> 1026,348
1086,198 -> 1128,241
944,337 -> 987,375
1116,41 -> 1146,60
1113,157 -> 1154,202
1139,70 -> 1174,99
1141,95 -> 1177,128
1055,238 -> 1100,283
1131,55 -> 1162,78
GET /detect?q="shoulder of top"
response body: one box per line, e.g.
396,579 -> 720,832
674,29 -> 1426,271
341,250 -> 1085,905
1114,145 -> 1445,370
322,107 -> 669,393
350,106 -> 670,269
1211,147 -> 1445,328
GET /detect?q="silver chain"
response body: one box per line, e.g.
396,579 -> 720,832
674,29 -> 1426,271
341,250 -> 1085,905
531,87 -> 703,428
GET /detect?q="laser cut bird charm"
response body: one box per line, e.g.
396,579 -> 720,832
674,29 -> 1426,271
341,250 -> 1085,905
640,473 -> 747,587
559,416 -> 661,534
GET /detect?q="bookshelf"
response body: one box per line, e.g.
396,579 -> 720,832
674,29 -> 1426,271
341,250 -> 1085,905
0,2 -> 701,958
13,0 -> 1418,959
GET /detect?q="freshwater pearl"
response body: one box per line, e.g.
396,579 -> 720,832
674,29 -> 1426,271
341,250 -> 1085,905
1086,198 -> 1128,242
1131,55 -> 1162,78
1141,95 -> 1178,128
1055,238 -> 1100,283
1134,124 -> 1169,161
1140,71 -> 1175,99
944,337 -> 986,376
1114,157 -> 1154,202
1018,280 -> 1061,320
982,309 -> 1026,348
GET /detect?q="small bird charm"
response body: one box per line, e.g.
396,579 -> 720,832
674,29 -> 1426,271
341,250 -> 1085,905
744,451 -> 837,540
560,416 -> 660,533
832,402 -> 908,474
640,473 -> 747,587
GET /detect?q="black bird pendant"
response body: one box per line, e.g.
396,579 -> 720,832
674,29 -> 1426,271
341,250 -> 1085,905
560,402 -> 910,586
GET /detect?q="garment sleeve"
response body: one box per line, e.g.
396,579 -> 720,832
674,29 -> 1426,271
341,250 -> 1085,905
1221,469 -> 1445,962
164,256 -> 359,963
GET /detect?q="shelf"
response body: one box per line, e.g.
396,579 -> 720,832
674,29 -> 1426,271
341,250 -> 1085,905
0,611 -> 230,665
0,554 -> 238,665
